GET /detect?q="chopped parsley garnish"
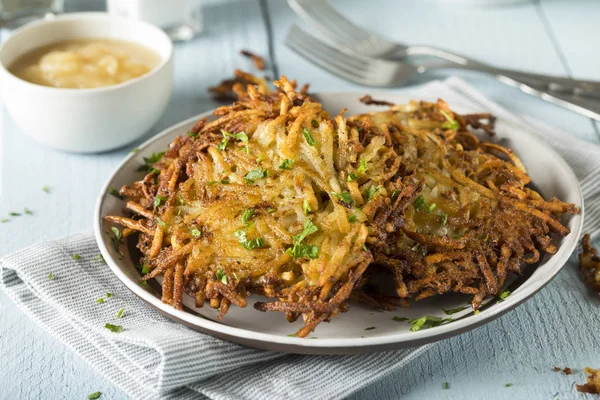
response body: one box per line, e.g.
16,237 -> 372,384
24,208 -> 33,215
245,168 -> 267,184
130,147 -> 139,153
87,392 -> 102,399
499,289 -> 511,300
191,227 -> 202,238
216,269 -> 229,285
505,383 -> 512,387
440,110 -> 459,131
256,153 -> 264,163
156,217 -> 166,227
104,323 -> 123,333
390,189 -> 400,202
42,185 -> 51,193
303,128 -> 316,146
286,219 -> 319,260
287,333 -> 296,337
441,213 -> 448,226
177,195 -> 185,206
48,272 -> 54,280
241,209 -> 254,224
427,203 -> 437,213
443,382 -> 450,390
278,159 -> 295,170
138,151 -> 165,172
234,230 -> 265,250
442,305 -> 468,315
331,191 -> 354,206
221,130 -> 249,153
362,244 -> 368,251
217,137 -> 229,151
414,195 -> 426,211
106,292 -> 112,298
154,195 -> 167,210
1,218 -> 8,223
452,234 -> 462,239
347,172 -> 359,181
9,212 -> 20,216
357,158 -> 367,174
96,298 -> 105,304
116,308 -> 125,318
409,316 -> 451,332
311,119 -> 319,128
71,254 -> 81,260
207,179 -> 230,186
365,326 -> 376,331
109,186 -> 123,199
267,208 -> 275,213
474,310 -> 480,315
483,233 -> 489,242
364,186 -> 381,202
187,131 -> 198,137
141,264 -> 150,274
303,200 -> 311,215
348,213 -> 357,223
392,316 -> 408,322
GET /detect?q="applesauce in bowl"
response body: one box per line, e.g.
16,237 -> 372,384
9,39 -> 161,89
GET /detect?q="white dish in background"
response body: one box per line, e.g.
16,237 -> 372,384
95,92 -> 583,355
0,12 -> 173,153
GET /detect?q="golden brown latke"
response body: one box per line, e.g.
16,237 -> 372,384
579,234 -> 600,293
106,74 -> 577,336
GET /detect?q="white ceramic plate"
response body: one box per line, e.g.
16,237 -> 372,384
95,92 -> 583,354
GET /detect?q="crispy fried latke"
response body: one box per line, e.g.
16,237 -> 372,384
107,74 -> 578,336
580,234 -> 600,293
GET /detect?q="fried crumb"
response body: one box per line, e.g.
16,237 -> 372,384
359,95 -> 394,107
563,367 -> 572,375
553,367 -> 561,372
579,234 -> 600,292
240,49 -> 266,70
577,367 -> 600,394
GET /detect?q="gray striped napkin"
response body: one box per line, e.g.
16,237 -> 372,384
1,77 -> 599,400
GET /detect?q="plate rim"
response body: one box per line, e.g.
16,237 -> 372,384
94,92 -> 584,353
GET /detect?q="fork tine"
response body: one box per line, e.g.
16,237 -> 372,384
287,25 -> 369,72
289,0 -> 370,45
285,30 -> 369,85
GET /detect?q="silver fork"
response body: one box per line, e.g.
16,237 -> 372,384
285,25 -> 600,121
288,0 -> 600,97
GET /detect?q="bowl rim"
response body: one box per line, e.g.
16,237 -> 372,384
0,12 -> 173,94
94,92 -> 584,352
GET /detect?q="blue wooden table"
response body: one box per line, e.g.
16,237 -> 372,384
1,0 -> 599,399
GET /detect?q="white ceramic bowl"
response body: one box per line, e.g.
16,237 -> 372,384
0,12 -> 173,153
95,92 -> 583,354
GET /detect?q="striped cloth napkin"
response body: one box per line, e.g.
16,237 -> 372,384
1,77 -> 599,400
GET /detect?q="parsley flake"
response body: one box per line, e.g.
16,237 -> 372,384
286,219 -> 320,260
441,213 -> 448,226
241,209 -> 255,225
303,128 -> 316,146
440,110 -> 459,131
216,269 -> 229,285
347,172 -> 359,182
245,168 -> 267,184
141,264 -> 150,274
1,218 -> 8,223
278,159 -> 295,170
8,212 -> 20,216
365,326 -> 376,331
42,185 -> 51,193
138,152 -> 165,172
154,195 -> 167,210
362,244 -> 368,251
48,272 -> 54,280
311,119 -> 319,128
414,195 -> 426,211
96,298 -> 105,304
191,227 -> 202,238
348,213 -> 357,223
392,316 -> 408,322
364,186 -> 381,202
187,131 -> 198,137
442,305 -> 468,315
391,189 -> 400,202
427,203 -> 437,213
71,254 -> 81,260
109,187 -> 123,200
505,383 -> 512,387
88,392 -> 102,399
409,316 -> 451,332
221,130 -> 249,153
303,200 -> 311,215
116,308 -> 125,318
104,323 -> 123,333
444,382 -> 450,390
234,230 -> 265,250
499,289 -> 511,300
357,158 -> 367,174
24,208 -> 33,215
156,217 -> 166,227
331,191 -> 354,206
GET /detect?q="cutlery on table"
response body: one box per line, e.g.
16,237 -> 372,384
287,0 -> 600,98
285,25 -> 600,121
